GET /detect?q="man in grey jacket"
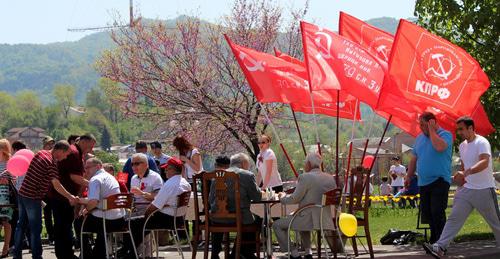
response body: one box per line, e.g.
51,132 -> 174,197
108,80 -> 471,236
273,152 -> 336,259
209,153 -> 262,259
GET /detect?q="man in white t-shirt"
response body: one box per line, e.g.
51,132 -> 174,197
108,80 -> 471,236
388,156 -> 406,194
424,116 -> 500,257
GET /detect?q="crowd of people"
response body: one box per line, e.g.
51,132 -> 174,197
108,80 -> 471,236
0,113 -> 498,259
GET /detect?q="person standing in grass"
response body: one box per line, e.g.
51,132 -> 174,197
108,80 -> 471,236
423,116 -> 500,258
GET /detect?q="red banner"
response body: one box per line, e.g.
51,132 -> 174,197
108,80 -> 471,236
225,35 -> 310,104
274,48 -> 361,121
339,11 -> 393,65
300,21 -> 385,108
382,19 -> 490,117
116,171 -> 128,184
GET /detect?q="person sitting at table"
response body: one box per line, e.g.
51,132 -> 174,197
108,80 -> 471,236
273,152 -> 336,259
79,158 -> 126,259
129,153 -> 163,216
209,153 -> 262,259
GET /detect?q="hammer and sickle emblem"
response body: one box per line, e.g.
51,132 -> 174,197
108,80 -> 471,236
425,53 -> 456,80
314,31 -> 333,60
375,45 -> 389,61
239,52 -> 265,72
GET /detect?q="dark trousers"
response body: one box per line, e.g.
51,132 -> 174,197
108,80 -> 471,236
43,198 -> 55,242
52,199 -> 77,259
82,214 -> 126,259
211,217 -> 262,259
128,213 -> 184,250
420,178 -> 450,243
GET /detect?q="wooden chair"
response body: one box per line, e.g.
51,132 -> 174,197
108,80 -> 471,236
201,170 -> 261,259
346,166 -> 374,258
80,193 -> 138,259
191,171 -> 206,259
142,191 -> 192,259
287,188 -> 344,259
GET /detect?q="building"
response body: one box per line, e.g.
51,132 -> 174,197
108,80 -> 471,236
5,127 -> 48,150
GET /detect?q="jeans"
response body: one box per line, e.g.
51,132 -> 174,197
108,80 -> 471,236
420,178 -> 450,243
43,198 -> 55,242
52,199 -> 77,259
13,195 -> 43,259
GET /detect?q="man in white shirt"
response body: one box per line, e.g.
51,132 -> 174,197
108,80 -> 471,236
130,157 -> 191,250
424,116 -> 500,257
80,158 -> 125,258
130,153 -> 163,215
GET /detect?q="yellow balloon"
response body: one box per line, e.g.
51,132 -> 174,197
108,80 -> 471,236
339,213 -> 357,237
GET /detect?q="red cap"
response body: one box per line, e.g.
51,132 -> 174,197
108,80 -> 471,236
162,157 -> 183,171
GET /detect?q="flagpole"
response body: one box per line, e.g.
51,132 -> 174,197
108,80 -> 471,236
369,115 -> 392,172
308,93 -> 324,170
290,105 -> 307,157
335,90 -> 340,185
359,111 -> 376,166
259,103 -> 299,178
344,99 -> 358,194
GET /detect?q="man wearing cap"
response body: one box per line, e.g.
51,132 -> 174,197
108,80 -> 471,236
127,157 -> 191,255
42,136 -> 55,150
122,141 -> 160,189
150,141 -> 170,166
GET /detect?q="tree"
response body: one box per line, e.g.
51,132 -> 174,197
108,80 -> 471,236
97,0 -> 308,160
53,84 -> 76,119
414,0 -> 499,150
101,126 -> 112,151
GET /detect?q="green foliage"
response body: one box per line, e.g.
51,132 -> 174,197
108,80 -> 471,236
415,0 -> 499,150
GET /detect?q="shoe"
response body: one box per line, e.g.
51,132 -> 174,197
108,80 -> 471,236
303,254 -> 313,259
422,243 -> 445,258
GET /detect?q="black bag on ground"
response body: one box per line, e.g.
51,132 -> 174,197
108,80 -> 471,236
380,229 -> 420,245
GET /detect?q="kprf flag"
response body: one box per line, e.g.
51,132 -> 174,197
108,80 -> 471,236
435,103 -> 495,137
301,21 -> 385,108
225,35 -> 310,104
382,19 -> 490,117
339,11 -> 394,64
274,48 -> 361,121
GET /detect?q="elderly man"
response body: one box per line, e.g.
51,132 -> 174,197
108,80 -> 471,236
210,153 -> 262,259
122,141 -> 160,189
423,116 -> 500,257
130,153 -> 163,215
406,112 -> 452,244
128,157 -> 191,250
79,158 -> 125,259
273,152 -> 336,259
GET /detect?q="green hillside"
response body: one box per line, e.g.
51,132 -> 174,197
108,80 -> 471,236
0,16 -> 399,102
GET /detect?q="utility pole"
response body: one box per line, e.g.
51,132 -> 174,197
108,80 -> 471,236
67,0 -> 134,32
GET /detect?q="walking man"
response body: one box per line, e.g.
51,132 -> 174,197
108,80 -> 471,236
423,116 -> 500,257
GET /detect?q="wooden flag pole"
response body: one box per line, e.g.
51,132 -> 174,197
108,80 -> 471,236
290,105 -> 307,157
335,90 -> 340,185
260,103 -> 299,178
369,115 -> 393,171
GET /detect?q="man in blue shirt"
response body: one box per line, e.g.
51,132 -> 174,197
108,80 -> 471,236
122,141 -> 159,189
405,112 -> 452,244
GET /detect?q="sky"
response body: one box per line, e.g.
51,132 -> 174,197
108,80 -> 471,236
1,0 -> 416,44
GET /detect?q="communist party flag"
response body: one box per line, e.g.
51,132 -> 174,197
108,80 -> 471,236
381,19 -> 490,117
274,48 -> 361,121
224,35 -> 310,104
339,11 -> 394,64
300,21 -> 385,108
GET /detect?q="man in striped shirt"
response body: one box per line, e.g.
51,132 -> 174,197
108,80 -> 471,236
13,140 -> 77,259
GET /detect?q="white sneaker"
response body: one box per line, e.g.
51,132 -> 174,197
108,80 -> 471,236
422,243 -> 445,258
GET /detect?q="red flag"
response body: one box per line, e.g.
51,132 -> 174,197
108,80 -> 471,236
224,35 -> 310,104
339,11 -> 394,64
274,48 -> 361,121
382,19 -> 490,117
433,103 -> 495,137
300,21 -> 385,108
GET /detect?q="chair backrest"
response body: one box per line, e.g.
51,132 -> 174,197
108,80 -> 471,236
201,170 -> 241,222
177,191 -> 191,208
322,188 -> 342,206
104,193 -> 134,210
347,166 -> 371,214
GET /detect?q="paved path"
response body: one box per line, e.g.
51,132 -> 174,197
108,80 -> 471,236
5,240 -> 500,258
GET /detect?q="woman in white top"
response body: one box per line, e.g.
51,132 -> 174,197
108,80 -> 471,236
173,136 -> 203,185
256,135 -> 283,192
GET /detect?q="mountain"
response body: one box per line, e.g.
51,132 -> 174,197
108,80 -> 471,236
0,16 -> 400,102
